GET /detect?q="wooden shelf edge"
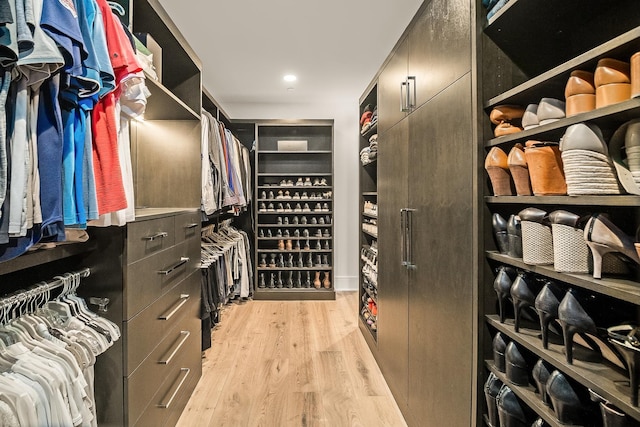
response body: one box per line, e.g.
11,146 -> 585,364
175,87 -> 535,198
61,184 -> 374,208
486,315 -> 640,422
362,229 -> 378,239
0,242 -> 93,275
253,288 -> 336,301
362,192 -> 378,196
485,252 -> 640,305
484,195 -> 640,206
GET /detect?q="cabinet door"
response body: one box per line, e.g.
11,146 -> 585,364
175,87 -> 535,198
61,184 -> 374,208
377,119 -> 409,407
408,0 -> 471,109
378,38 -> 409,134
406,74 -> 474,426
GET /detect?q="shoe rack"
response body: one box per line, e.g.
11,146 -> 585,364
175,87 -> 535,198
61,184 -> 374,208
479,1 -> 640,426
254,121 -> 335,300
359,83 -> 379,343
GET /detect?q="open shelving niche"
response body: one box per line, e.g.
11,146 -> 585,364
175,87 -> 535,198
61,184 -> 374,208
358,82 -> 379,343
253,120 -> 335,300
478,0 -> 640,425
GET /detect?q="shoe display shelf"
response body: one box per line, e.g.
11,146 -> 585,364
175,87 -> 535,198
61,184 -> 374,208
479,1 -> 640,425
254,121 -> 335,300
358,83 -> 379,344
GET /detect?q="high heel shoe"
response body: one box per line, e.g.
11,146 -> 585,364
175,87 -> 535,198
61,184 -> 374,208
532,359 -> 553,406
590,388 -> 640,426
508,143 -> 533,196
559,289 -> 625,368
484,373 -> 503,427
510,272 -> 538,333
493,213 -> 510,254
506,341 -> 530,386
486,147 -> 515,196
546,370 -> 592,425
507,215 -> 523,258
608,325 -> 640,406
497,385 -> 532,427
584,213 -> 640,279
494,266 -> 515,323
494,332 -> 509,373
534,282 -> 563,349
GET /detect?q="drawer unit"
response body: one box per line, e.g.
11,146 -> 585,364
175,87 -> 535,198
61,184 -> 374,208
125,242 -> 192,319
125,271 -> 200,375
126,293 -> 200,425
127,216 -> 176,262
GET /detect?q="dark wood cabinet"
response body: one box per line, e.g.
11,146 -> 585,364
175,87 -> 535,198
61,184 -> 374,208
359,2 -> 475,425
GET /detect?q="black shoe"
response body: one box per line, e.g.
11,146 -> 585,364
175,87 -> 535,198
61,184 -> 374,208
507,214 -> 522,258
493,213 -> 509,254
505,342 -> 529,386
534,282 -> 564,349
494,266 -> 514,323
484,373 -> 503,427
497,385 -> 531,427
493,332 -> 509,373
532,359 -> 553,406
547,370 -> 592,425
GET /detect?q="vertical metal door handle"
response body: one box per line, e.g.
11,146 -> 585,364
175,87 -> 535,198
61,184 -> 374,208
406,209 -> 417,270
401,209 -> 408,266
400,81 -> 411,112
407,76 -> 416,110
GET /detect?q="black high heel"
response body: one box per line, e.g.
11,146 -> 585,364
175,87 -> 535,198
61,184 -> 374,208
510,272 -> 537,333
546,370 -> 592,425
559,290 -> 626,368
534,282 -> 563,349
590,388 -> 640,427
494,332 -> 509,373
608,325 -> 640,406
484,373 -> 503,427
506,341 -> 529,386
494,266 -> 515,323
532,359 -> 553,406
493,213 -> 510,254
507,214 -> 523,258
497,385 -> 532,427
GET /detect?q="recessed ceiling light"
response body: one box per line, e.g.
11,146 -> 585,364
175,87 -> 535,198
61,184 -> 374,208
283,74 -> 297,82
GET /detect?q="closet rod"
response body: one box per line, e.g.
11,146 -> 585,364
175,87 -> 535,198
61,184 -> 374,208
0,267 -> 91,307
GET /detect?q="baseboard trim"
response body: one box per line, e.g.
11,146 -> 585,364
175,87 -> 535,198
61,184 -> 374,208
335,275 -> 358,291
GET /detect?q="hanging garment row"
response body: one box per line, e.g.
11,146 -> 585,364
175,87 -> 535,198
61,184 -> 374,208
0,268 -> 120,426
0,0 -> 150,263
200,221 -> 253,350
201,111 -> 252,216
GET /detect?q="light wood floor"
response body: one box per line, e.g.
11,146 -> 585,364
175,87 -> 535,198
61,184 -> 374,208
176,291 -> 407,427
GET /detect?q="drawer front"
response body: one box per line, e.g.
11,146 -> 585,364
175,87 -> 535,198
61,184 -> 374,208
125,271 -> 200,375
128,309 -> 201,427
127,216 -> 176,263
174,211 -> 201,245
125,243 -> 191,319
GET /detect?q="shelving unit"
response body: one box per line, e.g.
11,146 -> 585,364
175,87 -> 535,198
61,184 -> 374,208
254,121 -> 335,300
479,0 -> 640,425
358,83 -> 379,341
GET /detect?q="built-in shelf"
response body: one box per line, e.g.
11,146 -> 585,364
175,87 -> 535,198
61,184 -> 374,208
487,315 -> 640,422
253,287 -> 335,301
362,286 -> 378,304
484,195 -> 640,206
0,242 -> 93,276
485,362 -> 571,427
258,211 -> 333,215
256,199 -> 333,203
257,267 -> 333,271
258,224 -> 332,228
361,123 -> 378,139
485,99 -> 640,148
144,77 -> 200,121
257,238 -> 332,242
362,212 -> 378,219
258,173 -> 331,177
258,151 -> 333,154
362,192 -> 378,196
486,251 -> 640,305
362,229 -> 378,239
361,159 -> 378,167
258,185 -> 333,190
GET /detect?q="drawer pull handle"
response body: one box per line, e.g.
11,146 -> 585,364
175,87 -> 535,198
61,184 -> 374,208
158,257 -> 189,275
185,223 -> 199,229
159,331 -> 190,365
142,231 -> 168,241
158,368 -> 190,409
159,294 -> 190,320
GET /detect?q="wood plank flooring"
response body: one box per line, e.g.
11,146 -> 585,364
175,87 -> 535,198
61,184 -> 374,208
176,292 -> 406,427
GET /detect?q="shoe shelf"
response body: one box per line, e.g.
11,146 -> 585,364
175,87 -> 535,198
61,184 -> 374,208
485,98 -> 640,148
362,212 -> 378,220
361,159 -> 377,167
487,251 -> 640,305
362,229 -> 378,239
485,361 -> 570,427
485,26 -> 640,109
254,121 -> 335,300
485,195 -> 640,206
362,285 -> 377,305
361,123 -> 378,139
362,192 -> 377,197
486,315 -> 640,422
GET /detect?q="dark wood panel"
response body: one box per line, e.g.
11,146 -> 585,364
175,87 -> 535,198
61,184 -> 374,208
133,120 -> 201,209
408,0 -> 471,108
407,73 -> 474,426
377,119 -> 410,406
378,38 -> 409,134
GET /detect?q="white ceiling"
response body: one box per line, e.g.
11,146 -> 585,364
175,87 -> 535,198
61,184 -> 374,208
157,0 -> 424,116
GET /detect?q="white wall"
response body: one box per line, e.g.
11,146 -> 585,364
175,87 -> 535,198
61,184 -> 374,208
227,101 -> 360,291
